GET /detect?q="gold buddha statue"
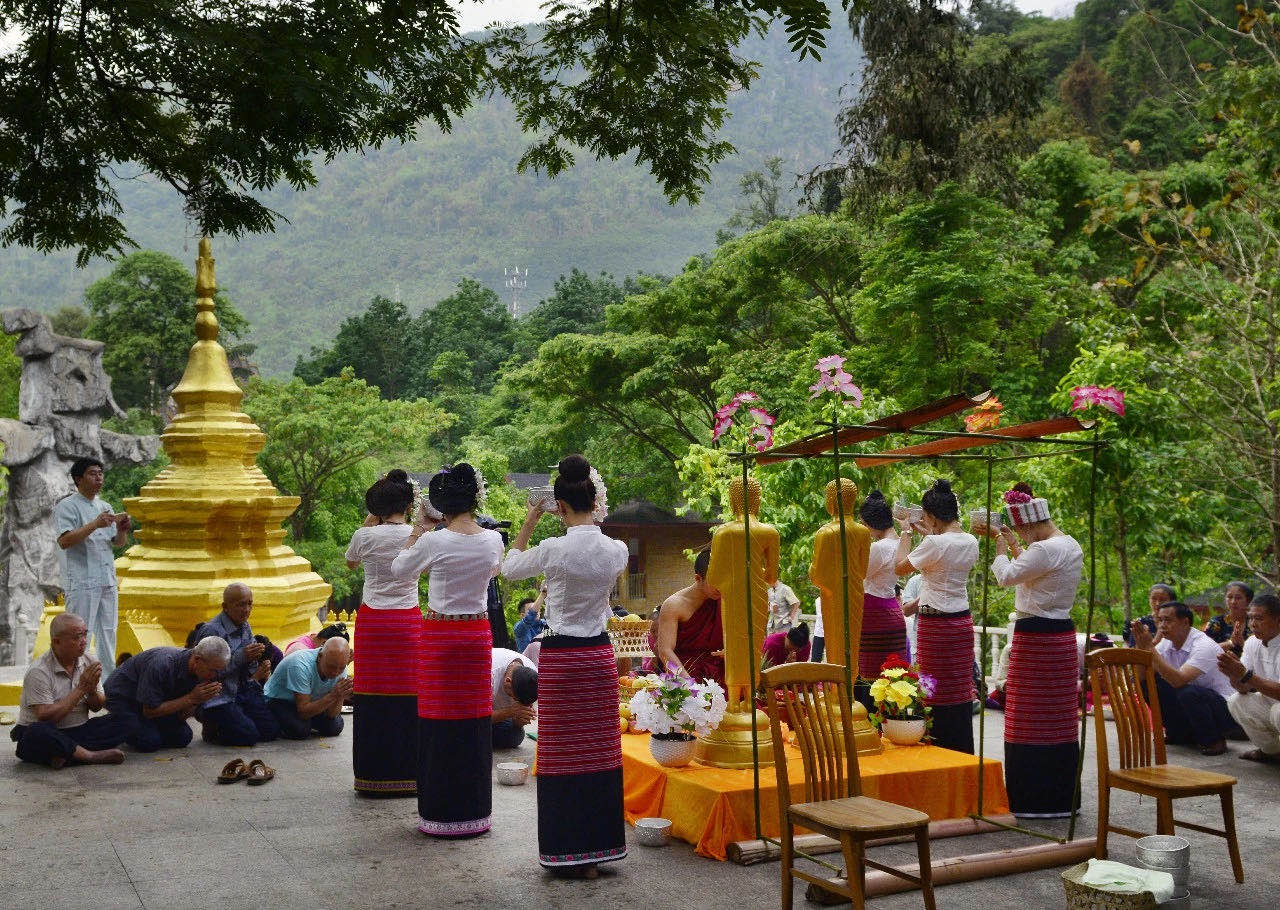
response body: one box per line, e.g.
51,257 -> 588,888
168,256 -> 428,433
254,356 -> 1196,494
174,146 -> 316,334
810,477 -> 882,755
696,476 -> 777,768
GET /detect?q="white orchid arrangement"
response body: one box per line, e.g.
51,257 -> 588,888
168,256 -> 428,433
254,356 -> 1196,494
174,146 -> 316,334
627,673 -> 727,738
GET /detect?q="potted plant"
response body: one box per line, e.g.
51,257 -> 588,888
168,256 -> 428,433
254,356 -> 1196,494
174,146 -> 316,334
628,673 -> 728,767
868,654 -> 936,746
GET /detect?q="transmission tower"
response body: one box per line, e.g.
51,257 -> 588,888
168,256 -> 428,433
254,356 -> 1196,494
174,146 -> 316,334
504,265 -> 528,318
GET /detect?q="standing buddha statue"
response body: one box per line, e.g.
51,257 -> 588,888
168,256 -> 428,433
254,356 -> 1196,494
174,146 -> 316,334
696,476 -> 777,768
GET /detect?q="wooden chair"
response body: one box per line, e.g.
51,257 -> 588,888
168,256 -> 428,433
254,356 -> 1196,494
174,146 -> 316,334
1086,648 -> 1243,883
762,662 -> 936,910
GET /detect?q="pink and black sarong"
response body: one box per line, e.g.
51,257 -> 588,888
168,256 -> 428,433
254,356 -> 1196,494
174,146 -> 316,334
1004,616 -> 1080,817
536,633 -> 627,868
416,614 -> 492,837
353,604 -> 425,797
859,593 -> 910,680
916,609 -> 976,753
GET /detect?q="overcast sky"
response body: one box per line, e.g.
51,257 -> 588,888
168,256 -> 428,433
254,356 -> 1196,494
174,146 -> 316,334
454,0 -> 1079,32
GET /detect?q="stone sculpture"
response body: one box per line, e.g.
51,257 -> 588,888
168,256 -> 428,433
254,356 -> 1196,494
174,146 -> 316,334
0,309 -> 159,664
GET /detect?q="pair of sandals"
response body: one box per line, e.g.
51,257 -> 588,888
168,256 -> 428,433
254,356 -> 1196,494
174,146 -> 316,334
217,758 -> 275,784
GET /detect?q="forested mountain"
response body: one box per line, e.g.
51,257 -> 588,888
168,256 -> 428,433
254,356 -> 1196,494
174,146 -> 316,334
1,19 -> 861,374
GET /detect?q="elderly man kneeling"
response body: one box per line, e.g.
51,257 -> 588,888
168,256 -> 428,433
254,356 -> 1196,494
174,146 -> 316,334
11,613 -> 126,767
264,638 -> 353,739
102,637 -> 230,752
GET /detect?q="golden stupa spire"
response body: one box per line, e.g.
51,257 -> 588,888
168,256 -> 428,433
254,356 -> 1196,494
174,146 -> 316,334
115,237 -> 331,645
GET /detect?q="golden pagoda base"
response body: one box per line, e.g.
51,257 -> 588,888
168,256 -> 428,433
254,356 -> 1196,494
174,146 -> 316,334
819,693 -> 885,757
696,709 -> 776,769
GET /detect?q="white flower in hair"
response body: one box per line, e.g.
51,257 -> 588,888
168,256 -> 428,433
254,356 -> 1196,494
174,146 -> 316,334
589,466 -> 608,522
473,466 -> 488,511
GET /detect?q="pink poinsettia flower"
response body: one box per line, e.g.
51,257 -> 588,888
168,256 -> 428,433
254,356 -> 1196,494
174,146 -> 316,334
815,354 -> 847,372
714,402 -> 739,421
748,407 -> 775,427
1070,385 -> 1126,417
731,391 -> 760,406
712,415 -> 735,441
810,355 -> 863,405
752,423 -> 775,451
1095,386 -> 1126,416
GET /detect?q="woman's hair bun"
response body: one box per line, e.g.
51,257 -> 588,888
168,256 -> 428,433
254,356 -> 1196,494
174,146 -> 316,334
558,454 -> 591,483
1012,481 -> 1034,496
866,490 -> 887,504
860,489 -> 893,530
449,463 -> 478,486
385,468 -> 409,484
932,478 -> 952,494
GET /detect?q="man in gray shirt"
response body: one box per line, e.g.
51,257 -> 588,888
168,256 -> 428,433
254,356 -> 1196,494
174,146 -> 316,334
55,457 -> 130,674
103,639 -> 229,752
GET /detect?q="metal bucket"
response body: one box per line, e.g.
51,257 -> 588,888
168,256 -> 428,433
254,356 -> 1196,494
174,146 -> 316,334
1138,861 -> 1189,888
1135,835 -> 1190,870
1156,887 -> 1191,910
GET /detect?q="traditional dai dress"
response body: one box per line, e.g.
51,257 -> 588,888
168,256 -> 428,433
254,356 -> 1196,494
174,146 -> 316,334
502,524 -> 629,869
345,523 -> 422,797
906,530 -> 980,753
861,536 -> 911,677
392,527 -> 503,836
991,534 -> 1083,817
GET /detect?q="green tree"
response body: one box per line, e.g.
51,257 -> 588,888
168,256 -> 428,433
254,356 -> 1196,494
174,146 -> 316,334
243,370 -> 453,539
0,332 -> 20,419
49,305 -> 89,337
1,0 -> 861,261
516,269 -> 626,357
413,279 -> 515,395
84,251 -> 252,415
293,295 -> 417,398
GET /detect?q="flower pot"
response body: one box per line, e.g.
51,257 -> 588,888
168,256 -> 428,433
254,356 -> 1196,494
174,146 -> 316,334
882,717 -> 927,746
650,733 -> 698,767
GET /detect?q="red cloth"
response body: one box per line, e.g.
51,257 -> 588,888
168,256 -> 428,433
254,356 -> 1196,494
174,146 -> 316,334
417,617 -> 492,720
916,612 -> 975,707
353,604 -> 424,696
674,597 -> 725,687
537,640 -> 622,776
1005,624 -> 1079,745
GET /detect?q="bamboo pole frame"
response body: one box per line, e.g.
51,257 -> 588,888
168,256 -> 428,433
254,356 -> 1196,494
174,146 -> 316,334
722,397 -> 1106,882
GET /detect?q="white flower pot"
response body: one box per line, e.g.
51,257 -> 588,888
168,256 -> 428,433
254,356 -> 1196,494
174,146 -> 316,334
649,733 -> 698,767
882,718 -> 927,746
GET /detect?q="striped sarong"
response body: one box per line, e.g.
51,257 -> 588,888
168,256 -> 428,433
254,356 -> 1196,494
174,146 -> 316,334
536,633 -> 626,868
859,593 -> 910,680
917,610 -> 976,753
353,604 -> 424,797
1004,616 -> 1080,817
416,615 -> 492,837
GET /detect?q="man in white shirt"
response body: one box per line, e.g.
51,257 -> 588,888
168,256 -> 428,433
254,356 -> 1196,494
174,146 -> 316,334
1133,601 -> 1244,756
55,457 -> 131,674
767,580 -> 800,633
1217,593 -> 1280,764
491,647 -> 537,749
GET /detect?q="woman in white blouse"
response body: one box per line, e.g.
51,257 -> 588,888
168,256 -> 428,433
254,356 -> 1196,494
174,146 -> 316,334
391,464 -> 503,838
856,491 -> 910,706
990,482 -> 1083,818
894,478 -> 979,753
502,454 -> 628,878
344,469 -> 421,798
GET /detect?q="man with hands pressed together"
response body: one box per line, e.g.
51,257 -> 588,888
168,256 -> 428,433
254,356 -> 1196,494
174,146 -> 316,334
103,637 -> 231,752
11,613 -> 126,767
1218,593 -> 1280,764
56,457 -> 132,673
491,648 -> 538,748
264,637 -> 353,739
1132,601 -> 1242,756
193,582 -> 279,746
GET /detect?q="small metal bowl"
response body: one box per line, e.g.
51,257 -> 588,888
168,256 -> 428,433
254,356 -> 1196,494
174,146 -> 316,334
634,817 -> 672,847
496,761 -> 529,786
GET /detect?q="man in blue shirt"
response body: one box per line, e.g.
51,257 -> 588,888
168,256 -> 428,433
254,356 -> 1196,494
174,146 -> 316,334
103,639 -> 230,752
513,590 -> 548,653
55,457 -> 131,674
264,638 -> 352,739
192,583 -> 279,746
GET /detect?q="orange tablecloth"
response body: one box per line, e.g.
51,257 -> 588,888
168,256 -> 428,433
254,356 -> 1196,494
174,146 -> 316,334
621,734 -> 1009,861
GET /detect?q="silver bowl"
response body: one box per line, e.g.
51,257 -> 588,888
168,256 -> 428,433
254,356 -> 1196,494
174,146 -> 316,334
496,761 -> 529,786
634,817 -> 672,847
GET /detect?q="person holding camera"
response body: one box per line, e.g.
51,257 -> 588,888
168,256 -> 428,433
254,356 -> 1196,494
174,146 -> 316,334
56,457 -> 132,674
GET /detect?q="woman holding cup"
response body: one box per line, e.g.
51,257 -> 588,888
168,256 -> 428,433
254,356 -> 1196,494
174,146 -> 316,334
895,478 -> 980,753
990,482 -> 1083,817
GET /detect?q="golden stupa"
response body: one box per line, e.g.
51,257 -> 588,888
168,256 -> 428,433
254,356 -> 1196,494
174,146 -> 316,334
115,238 -> 331,644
